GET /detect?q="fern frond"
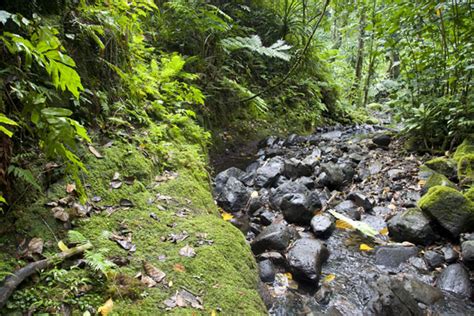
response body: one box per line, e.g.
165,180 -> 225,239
221,35 -> 292,61
84,249 -> 116,274
68,230 -> 88,244
221,78 -> 268,114
7,165 -> 41,191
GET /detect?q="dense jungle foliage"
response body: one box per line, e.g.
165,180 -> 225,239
0,0 -> 472,314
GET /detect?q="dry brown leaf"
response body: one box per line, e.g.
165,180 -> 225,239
173,263 -> 186,273
66,183 -> 76,193
28,238 -> 44,255
52,207 -> 69,222
143,261 -> 166,283
179,245 -> 196,258
140,275 -> 157,288
88,145 -> 103,159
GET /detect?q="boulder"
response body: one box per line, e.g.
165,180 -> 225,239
441,245 -> 459,263
280,192 -> 321,224
254,156 -> 285,188
437,263 -> 471,298
320,162 -> 350,190
375,245 -> 419,268
424,157 -> 457,180
372,134 -> 392,148
258,259 -> 276,283
461,240 -> 474,268
334,200 -> 361,220
418,186 -> 474,237
215,177 -> 250,212
422,172 -> 457,195
348,192 -> 373,211
250,223 -> 294,254
283,158 -> 312,179
286,238 -> 329,285
214,167 -> 245,194
310,213 -> 335,239
424,250 -> 444,269
387,208 -> 436,246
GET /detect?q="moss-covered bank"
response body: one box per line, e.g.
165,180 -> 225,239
0,129 -> 266,315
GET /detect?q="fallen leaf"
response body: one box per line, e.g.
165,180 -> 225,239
222,212 -> 233,221
173,263 -> 186,273
335,219 -> 353,230
359,244 -> 374,251
283,272 -> 293,280
418,179 -> 426,186
155,170 -> 178,182
179,245 -> 196,258
140,275 -> 157,288
379,227 -> 389,235
119,198 -> 134,207
143,261 -> 166,283
110,179 -> 122,189
97,298 -> 113,316
250,191 -> 259,199
323,274 -> 336,283
175,290 -> 203,309
58,240 -> 69,252
88,145 -> 103,159
28,238 -> 44,255
91,196 -> 102,203
66,183 -> 76,193
52,207 -> 69,222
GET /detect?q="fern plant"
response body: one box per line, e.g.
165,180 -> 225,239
221,35 -> 292,61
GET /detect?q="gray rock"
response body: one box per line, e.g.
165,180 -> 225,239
461,240 -> 474,268
348,192 -> 373,211
437,263 -> 471,298
257,251 -> 286,266
375,245 -> 419,268
334,200 -> 361,220
442,245 -> 459,263
258,259 -> 276,283
286,238 -> 329,285
424,250 -> 444,269
320,162 -> 347,190
214,167 -> 245,194
310,213 -> 335,239
259,210 -> 275,226
280,192 -> 321,224
254,156 -> 285,187
372,134 -> 392,148
387,208 -> 436,246
321,130 -> 342,141
215,177 -> 250,212
283,158 -> 312,179
401,276 -> 443,305
250,223 -> 294,254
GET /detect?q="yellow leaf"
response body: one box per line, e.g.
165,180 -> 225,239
359,244 -> 374,251
57,240 -> 69,252
283,272 -> 293,280
211,310 -> 217,316
323,274 -> 336,283
221,212 -> 233,221
98,298 -> 113,316
335,219 -> 353,230
418,179 -> 426,186
379,227 -> 389,235
436,8 -> 441,16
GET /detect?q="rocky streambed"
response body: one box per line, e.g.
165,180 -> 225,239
212,125 -> 474,315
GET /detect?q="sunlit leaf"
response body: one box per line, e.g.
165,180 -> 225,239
359,244 -> 374,251
97,298 -> 113,316
222,212 -> 233,221
57,240 -> 69,252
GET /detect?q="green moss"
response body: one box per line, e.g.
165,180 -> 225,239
457,154 -> 474,185
418,186 -> 474,236
453,137 -> 474,161
424,157 -> 457,179
465,186 -> 474,202
424,172 -> 456,192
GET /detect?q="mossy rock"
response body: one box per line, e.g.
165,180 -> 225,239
418,165 -> 436,181
453,137 -> 474,161
424,157 -> 457,180
418,186 -> 474,237
457,154 -> 474,186
423,172 -> 456,194
465,187 -> 474,202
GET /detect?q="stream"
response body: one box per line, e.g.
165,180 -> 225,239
212,125 -> 474,315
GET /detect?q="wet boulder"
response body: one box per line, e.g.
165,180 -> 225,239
334,200 -> 361,220
254,156 -> 285,188
442,245 -> 459,263
375,245 -> 419,268
319,162 -> 351,190
422,172 -> 457,195
437,263 -> 471,298
372,134 -> 392,148
283,158 -> 313,179
387,208 -> 436,246
424,157 -> 457,180
214,167 -> 245,195
286,238 -> 329,285
424,250 -> 444,269
461,240 -> 474,268
418,186 -> 474,237
348,192 -> 373,211
279,192 -> 321,224
258,259 -> 276,283
310,213 -> 335,239
214,177 -> 251,212
250,223 -> 294,254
